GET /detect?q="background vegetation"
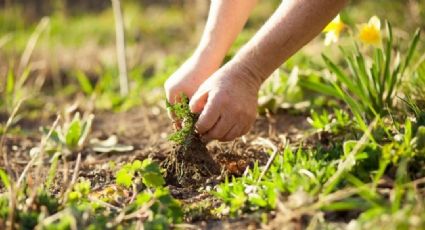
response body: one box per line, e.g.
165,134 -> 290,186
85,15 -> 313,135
1,0 -> 425,229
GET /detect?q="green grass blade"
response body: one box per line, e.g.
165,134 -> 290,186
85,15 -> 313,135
383,21 -> 393,93
402,28 -> 421,74
75,71 -> 94,95
0,169 -> 11,189
322,54 -> 363,98
331,81 -> 364,116
6,68 -> 14,96
355,53 -> 379,110
345,52 -> 371,104
298,78 -> 341,99
45,152 -> 61,190
386,61 -> 401,104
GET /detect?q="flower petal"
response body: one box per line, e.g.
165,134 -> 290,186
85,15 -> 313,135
369,16 -> 381,30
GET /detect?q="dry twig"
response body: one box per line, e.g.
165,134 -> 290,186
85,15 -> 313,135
111,0 -> 129,96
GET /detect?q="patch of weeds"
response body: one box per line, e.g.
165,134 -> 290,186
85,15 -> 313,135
114,159 -> 182,229
0,159 -> 182,229
258,68 -> 304,114
162,95 -> 220,187
213,147 -> 339,216
340,159 -> 425,230
307,108 -> 353,135
74,69 -> 144,112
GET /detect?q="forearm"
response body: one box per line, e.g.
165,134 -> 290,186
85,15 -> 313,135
232,0 -> 348,86
194,0 -> 258,68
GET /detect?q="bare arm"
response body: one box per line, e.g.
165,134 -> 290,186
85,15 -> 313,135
190,0 -> 348,141
164,0 -> 258,104
194,0 -> 258,68
233,0 -> 348,86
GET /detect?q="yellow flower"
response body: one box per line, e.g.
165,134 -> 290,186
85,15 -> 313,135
358,16 -> 382,46
323,14 -> 346,46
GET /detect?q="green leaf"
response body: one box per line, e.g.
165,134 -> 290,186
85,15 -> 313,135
322,54 -> 363,98
45,152 -> 61,190
140,159 -> 165,187
415,126 -> 425,150
403,28 -> 421,74
136,192 -> 152,206
142,159 -> 161,174
16,67 -> 31,89
298,78 -> 341,99
6,68 -> 14,96
66,115 -> 82,149
0,169 -> 11,189
382,21 -> 393,94
248,194 -> 268,207
321,198 -> 370,211
116,169 -> 133,188
142,172 -> 165,188
78,114 -> 94,147
131,160 -> 143,171
75,71 -> 94,95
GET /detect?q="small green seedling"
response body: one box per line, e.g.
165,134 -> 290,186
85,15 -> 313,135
116,159 -> 165,189
68,179 -> 92,203
307,109 -> 351,134
43,112 -> 94,154
166,94 -> 197,145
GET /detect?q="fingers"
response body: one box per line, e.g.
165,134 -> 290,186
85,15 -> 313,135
221,124 -> 243,142
203,115 -> 234,141
194,97 -> 222,134
189,88 -> 222,135
189,88 -> 208,114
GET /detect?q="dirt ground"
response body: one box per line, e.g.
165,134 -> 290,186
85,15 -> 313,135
1,104 -> 310,228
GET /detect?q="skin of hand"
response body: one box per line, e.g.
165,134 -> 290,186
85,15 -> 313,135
189,60 -> 261,142
164,0 -> 258,123
164,54 -> 219,104
189,0 -> 348,142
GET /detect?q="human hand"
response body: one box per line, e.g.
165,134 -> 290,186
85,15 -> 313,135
164,55 -> 220,104
189,61 -> 261,142
164,55 -> 220,126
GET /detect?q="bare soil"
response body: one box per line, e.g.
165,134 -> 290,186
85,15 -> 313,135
0,104 -> 310,227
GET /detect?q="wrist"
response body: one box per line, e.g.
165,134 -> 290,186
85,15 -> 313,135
229,54 -> 267,91
224,58 -> 263,93
192,42 -> 227,69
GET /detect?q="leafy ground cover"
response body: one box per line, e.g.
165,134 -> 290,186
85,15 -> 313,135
1,1 -> 425,229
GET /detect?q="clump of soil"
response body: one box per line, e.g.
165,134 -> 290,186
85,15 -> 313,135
162,132 -> 220,187
161,96 -> 221,187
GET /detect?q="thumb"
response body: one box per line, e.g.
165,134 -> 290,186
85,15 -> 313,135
189,89 -> 209,114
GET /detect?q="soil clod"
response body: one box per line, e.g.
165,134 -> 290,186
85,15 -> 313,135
162,132 -> 220,187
